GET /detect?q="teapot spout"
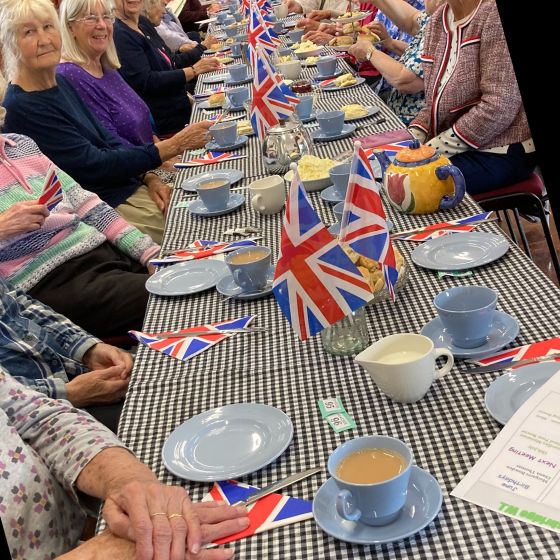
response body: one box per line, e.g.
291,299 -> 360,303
372,149 -> 391,179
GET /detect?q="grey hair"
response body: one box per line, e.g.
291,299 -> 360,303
0,0 -> 60,81
143,0 -> 164,10
59,0 -> 121,70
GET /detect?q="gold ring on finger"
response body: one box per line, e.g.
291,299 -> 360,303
150,511 -> 167,517
168,513 -> 183,520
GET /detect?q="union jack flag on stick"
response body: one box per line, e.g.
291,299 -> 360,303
38,166 -> 63,210
272,164 -> 373,341
249,45 -> 297,140
248,0 -> 277,60
339,141 -> 399,300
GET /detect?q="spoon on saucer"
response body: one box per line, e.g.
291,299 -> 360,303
222,282 -> 273,301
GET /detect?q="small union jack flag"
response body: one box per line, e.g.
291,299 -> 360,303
340,142 -> 398,300
202,480 -> 312,545
364,140 -> 413,159
394,212 -> 493,241
249,45 -> 297,140
175,152 -> 245,168
241,0 -> 250,17
467,337 -> 560,367
38,166 -> 63,210
149,239 -> 258,265
129,315 -> 255,362
272,165 -> 373,341
248,0 -> 277,61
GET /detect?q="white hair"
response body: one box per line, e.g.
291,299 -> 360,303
59,0 -> 121,70
0,0 -> 60,81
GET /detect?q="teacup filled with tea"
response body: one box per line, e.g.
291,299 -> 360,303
225,245 -> 272,292
327,435 -> 413,526
194,177 -> 231,211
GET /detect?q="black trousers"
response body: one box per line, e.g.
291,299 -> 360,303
29,242 -> 149,338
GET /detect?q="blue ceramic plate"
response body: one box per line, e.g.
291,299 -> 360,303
313,69 -> 344,81
420,311 -> 519,360
224,74 -> 253,86
299,112 -> 317,124
145,259 -> 229,296
205,135 -> 248,152
181,169 -> 244,192
198,99 -> 223,110
485,362 -> 560,425
320,185 -> 344,204
204,74 -> 227,84
344,105 -> 380,122
216,266 -> 275,300
162,403 -> 293,481
411,232 -> 510,271
311,123 -> 356,142
188,192 -> 245,217
313,466 -> 442,545
321,76 -> 366,91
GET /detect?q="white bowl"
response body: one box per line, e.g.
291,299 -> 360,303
284,169 -> 332,192
330,44 -> 352,52
277,61 -> 302,80
294,48 -> 324,60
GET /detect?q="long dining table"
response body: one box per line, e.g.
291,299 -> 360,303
112,16 -> 560,560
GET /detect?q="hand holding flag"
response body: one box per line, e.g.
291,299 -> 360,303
38,166 -> 63,211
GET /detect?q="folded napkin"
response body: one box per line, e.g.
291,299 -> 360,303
175,151 -> 245,168
129,315 -> 255,362
359,128 -> 413,151
202,480 -> 313,545
393,212 -> 493,241
150,239 -> 257,265
194,86 -> 224,101
318,77 -> 337,87
467,337 -> 560,366
38,166 -> 63,210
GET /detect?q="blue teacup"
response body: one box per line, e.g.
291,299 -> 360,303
333,201 -> 344,222
224,25 -> 238,38
434,285 -> 498,348
295,94 -> 314,119
288,28 -> 305,43
225,86 -> 249,108
328,435 -> 413,526
273,21 -> 285,34
233,12 -> 242,22
329,163 -> 350,198
195,177 -> 231,211
225,245 -> 272,291
228,4 -> 237,13
209,121 -> 238,147
216,12 -> 228,24
230,42 -> 242,57
235,33 -> 248,43
316,110 -> 345,136
223,16 -> 235,26
228,63 -> 248,82
316,55 -> 337,77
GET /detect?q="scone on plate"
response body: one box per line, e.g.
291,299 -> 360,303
208,92 -> 225,107
341,104 -> 368,119
334,73 -> 358,87
236,120 -> 254,135
330,35 -> 353,47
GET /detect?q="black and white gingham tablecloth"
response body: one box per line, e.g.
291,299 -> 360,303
115,20 -> 560,560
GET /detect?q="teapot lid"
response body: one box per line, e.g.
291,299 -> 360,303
396,139 -> 436,163
269,118 -> 301,133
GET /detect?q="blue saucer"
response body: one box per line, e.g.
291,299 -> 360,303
216,266 -> 275,300
311,123 -> 356,142
314,69 -> 343,81
222,103 -> 247,112
188,193 -> 245,217
204,74 -> 227,84
321,185 -> 344,204
313,466 -> 442,545
420,310 -> 519,360
328,222 -> 341,236
298,112 -> 317,123
205,135 -> 248,152
224,74 -> 253,86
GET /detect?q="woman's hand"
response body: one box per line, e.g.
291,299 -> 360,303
202,33 -> 219,49
348,38 -> 374,62
365,21 -> 393,48
0,201 -> 49,241
295,17 -> 320,31
193,57 -> 222,75
65,368 -> 129,407
156,121 -> 213,161
145,173 -> 172,214
83,342 -> 133,379
307,9 -> 333,21
303,30 -> 335,45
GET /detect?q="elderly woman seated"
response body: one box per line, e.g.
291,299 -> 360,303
113,0 -> 221,137
0,0 -> 212,243
0,132 -> 157,339
0,371 -> 248,559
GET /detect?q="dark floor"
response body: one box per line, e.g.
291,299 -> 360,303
496,210 -> 560,287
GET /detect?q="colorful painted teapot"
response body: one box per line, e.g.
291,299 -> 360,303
374,140 -> 466,214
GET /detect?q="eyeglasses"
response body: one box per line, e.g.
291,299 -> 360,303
74,14 -> 116,26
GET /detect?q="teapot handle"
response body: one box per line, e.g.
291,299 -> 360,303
435,164 -> 466,210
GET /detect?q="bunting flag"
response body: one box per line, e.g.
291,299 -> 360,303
272,165 -> 373,341
364,140 -> 413,159
129,315 -> 255,362
175,151 -> 245,168
249,45 -> 297,140
38,166 -> 63,210
150,239 -> 258,265
339,143 -> 398,300
202,480 -> 313,545
393,212 -> 493,241
467,337 -> 560,367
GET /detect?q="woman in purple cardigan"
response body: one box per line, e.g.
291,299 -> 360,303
408,0 -> 536,194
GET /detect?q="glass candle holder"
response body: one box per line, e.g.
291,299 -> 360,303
321,307 -> 370,356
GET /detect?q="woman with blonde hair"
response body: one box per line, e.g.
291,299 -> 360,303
1,0 -> 212,242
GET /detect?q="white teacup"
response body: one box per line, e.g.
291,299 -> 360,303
273,2 -> 289,18
355,334 -> 454,403
249,175 -> 286,214
277,60 -> 302,80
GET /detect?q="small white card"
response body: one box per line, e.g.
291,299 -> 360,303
452,367 -> 560,534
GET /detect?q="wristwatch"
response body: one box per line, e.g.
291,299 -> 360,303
365,48 -> 373,62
